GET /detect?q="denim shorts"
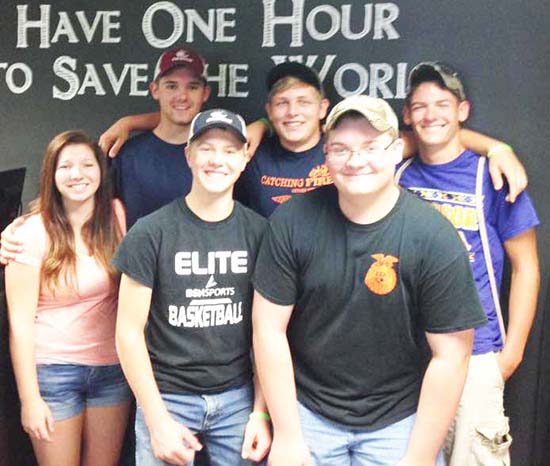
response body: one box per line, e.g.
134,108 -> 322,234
37,363 -> 132,421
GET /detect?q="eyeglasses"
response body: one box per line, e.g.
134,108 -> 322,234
326,140 -> 395,162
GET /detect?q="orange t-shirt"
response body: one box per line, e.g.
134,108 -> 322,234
13,212 -> 122,365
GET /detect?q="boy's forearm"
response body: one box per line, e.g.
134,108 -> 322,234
404,331 -> 473,463
405,354 -> 470,461
503,259 -> 539,366
116,326 -> 168,428
123,112 -> 160,132
253,329 -> 302,439
252,372 -> 268,413
459,128 -> 504,156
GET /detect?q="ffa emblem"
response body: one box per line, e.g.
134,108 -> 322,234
308,164 -> 333,184
364,254 -> 399,295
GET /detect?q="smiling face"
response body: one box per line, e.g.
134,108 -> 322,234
404,81 -> 470,155
54,143 -> 101,209
150,67 -> 210,128
265,82 -> 329,152
324,116 -> 402,200
186,128 -> 249,197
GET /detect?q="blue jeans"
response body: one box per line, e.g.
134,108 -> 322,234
135,383 -> 255,466
298,402 -> 445,466
37,363 -> 132,421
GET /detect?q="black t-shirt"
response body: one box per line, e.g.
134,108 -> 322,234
113,198 -> 267,394
252,185 -> 486,429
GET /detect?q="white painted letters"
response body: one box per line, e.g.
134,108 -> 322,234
175,251 -> 248,276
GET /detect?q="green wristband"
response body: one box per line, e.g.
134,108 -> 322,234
249,411 -> 271,421
487,143 -> 513,159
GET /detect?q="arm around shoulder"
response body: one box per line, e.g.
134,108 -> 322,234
460,128 -> 527,201
99,112 -> 160,158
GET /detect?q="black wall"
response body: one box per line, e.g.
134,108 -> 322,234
1,1 -> 549,464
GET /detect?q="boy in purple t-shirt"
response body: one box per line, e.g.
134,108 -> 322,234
397,62 -> 539,466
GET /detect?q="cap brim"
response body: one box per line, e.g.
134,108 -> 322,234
155,64 -> 206,82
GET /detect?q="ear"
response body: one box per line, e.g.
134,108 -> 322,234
402,105 -> 412,126
150,81 -> 159,101
265,101 -> 272,121
319,98 -> 330,120
233,146 -> 250,175
202,85 -> 211,103
458,100 -> 470,123
184,144 -> 191,164
389,138 -> 404,165
243,144 -> 252,162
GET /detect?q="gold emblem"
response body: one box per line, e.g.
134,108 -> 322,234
365,254 -> 399,295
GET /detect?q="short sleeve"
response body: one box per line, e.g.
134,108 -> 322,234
490,188 -> 539,242
12,215 -> 47,267
111,218 -> 159,289
252,209 -> 300,306
418,229 -> 487,333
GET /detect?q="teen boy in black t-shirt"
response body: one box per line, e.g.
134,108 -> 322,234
114,109 -> 271,466
252,95 -> 487,466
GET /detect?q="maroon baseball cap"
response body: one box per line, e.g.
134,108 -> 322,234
153,47 -> 207,81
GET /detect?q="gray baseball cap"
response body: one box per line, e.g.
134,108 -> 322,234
188,109 -> 247,144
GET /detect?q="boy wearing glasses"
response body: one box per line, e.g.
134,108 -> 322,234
252,95 -> 487,466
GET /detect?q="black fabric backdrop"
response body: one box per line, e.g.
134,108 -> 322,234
1,1 -> 549,464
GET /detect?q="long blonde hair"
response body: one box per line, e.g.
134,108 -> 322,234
32,130 -> 121,292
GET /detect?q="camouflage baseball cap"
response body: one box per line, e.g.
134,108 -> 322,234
407,61 -> 466,101
325,95 -> 399,139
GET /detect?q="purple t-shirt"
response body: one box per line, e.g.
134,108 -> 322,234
398,150 -> 539,354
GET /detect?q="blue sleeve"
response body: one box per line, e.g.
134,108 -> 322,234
420,250 -> 487,333
488,183 -> 539,242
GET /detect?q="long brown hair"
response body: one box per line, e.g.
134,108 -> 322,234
32,130 -> 121,292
